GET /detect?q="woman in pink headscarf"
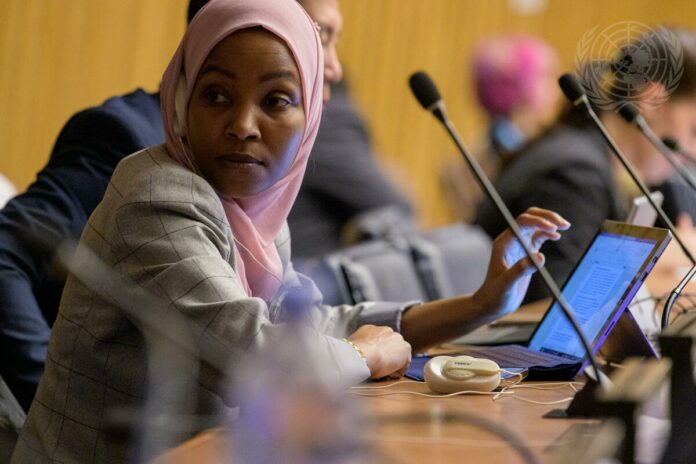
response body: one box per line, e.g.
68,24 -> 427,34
13,0 -> 568,461
472,34 -> 559,157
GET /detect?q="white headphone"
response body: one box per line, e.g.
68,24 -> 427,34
424,355 -> 502,393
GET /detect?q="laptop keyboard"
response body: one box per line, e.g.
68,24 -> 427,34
459,344 -> 577,368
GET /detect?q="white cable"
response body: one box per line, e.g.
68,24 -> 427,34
351,390 -> 515,398
506,382 -> 582,392
494,395 -> 574,405
352,378 -> 580,405
500,369 -> 525,384
350,380 -> 421,390
494,381 -> 579,403
509,381 -> 583,388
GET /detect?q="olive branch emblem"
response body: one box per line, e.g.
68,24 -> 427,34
574,22 -> 684,111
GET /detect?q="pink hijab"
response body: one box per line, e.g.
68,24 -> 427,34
160,0 -> 323,301
472,35 -> 557,116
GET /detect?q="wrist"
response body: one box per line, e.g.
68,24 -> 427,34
343,338 -> 368,366
468,288 -> 502,325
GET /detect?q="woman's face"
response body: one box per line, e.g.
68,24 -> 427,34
187,28 -> 306,198
637,96 -> 696,184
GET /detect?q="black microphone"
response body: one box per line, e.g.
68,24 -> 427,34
409,72 -> 446,124
617,103 -> 696,192
663,137 -> 680,152
558,73 -> 695,329
409,70 -> 605,388
663,136 -> 696,168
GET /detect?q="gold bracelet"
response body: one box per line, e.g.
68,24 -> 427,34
343,338 -> 367,363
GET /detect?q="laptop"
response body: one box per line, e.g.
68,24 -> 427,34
453,196 -> 666,347
452,221 -> 671,380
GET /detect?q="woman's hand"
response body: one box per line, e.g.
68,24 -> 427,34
347,325 -> 411,379
473,207 -> 570,319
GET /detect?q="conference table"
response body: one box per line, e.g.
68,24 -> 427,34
153,376 -> 598,463
348,379 -> 597,463
152,256 -> 693,463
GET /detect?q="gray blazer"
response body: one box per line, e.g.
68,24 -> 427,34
12,146 -> 407,463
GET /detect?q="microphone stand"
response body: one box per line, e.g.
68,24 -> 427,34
559,74 -> 696,329
409,72 -> 605,389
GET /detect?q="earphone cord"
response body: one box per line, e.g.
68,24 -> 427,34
350,377 -> 580,406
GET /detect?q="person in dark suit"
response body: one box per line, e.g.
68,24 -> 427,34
0,3 -> 213,412
289,0 -> 414,258
475,109 -> 626,303
0,90 -> 163,411
288,81 -> 413,259
476,27 -> 696,303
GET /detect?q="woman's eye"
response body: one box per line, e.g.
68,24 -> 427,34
205,91 -> 229,104
266,94 -> 293,108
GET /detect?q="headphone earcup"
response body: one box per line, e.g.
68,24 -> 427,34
424,356 -> 501,393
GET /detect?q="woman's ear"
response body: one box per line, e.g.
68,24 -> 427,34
173,74 -> 188,139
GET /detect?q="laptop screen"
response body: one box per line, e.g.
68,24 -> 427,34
527,227 -> 665,360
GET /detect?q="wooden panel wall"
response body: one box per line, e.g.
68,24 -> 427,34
0,0 -> 187,189
2,0 -> 696,227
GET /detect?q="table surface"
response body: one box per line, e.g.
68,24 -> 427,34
350,378 -> 598,463
152,376 -> 605,464
153,261 -> 694,464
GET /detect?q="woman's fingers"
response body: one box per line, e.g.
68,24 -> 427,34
531,229 -> 562,248
520,207 -> 571,230
512,208 -> 569,249
502,252 -> 545,285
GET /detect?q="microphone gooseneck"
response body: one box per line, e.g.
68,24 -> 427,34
409,70 -> 605,388
617,102 -> 696,192
558,73 -> 695,329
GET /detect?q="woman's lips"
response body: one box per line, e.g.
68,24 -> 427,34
218,153 -> 262,165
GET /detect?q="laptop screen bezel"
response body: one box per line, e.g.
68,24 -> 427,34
525,220 -> 671,362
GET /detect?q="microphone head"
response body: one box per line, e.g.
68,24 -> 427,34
409,71 -> 442,110
617,103 -> 641,124
558,73 -> 586,105
662,136 -> 680,152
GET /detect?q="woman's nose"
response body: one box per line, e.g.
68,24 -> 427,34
226,104 -> 261,140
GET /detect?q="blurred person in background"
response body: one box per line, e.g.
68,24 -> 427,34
288,78 -> 414,259
475,26 -> 696,303
442,34 -> 559,221
288,0 -> 414,260
473,34 -> 560,159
